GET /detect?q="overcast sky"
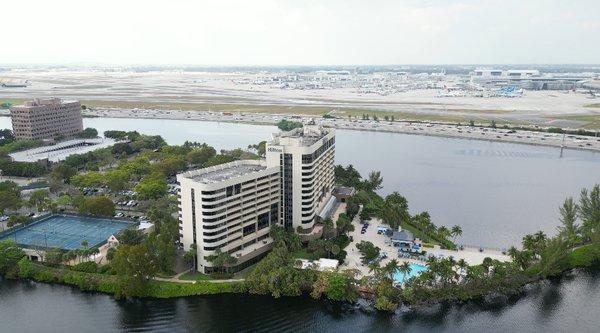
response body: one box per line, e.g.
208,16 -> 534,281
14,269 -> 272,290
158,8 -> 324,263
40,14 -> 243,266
3,0 -> 599,65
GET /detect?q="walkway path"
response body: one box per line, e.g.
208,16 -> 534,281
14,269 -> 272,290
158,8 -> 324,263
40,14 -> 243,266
153,270 -> 245,284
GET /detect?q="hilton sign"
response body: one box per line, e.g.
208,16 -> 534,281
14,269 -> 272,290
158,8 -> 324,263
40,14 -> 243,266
268,147 -> 283,153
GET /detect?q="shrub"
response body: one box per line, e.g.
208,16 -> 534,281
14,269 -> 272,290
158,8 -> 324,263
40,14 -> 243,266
71,261 -> 98,273
568,243 -> 600,268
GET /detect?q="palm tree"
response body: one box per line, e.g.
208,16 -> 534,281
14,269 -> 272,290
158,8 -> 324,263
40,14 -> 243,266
398,261 -> 412,283
367,261 -> 381,276
80,239 -> 89,262
456,258 -> 468,277
557,197 -> 580,246
330,244 -> 341,258
481,257 -> 494,274
437,226 -> 450,240
383,259 -> 400,280
184,244 -> 198,270
206,248 -> 238,274
578,185 -> 600,241
451,225 -> 462,242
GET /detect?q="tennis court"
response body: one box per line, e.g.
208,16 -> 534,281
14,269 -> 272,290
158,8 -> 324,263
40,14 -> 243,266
0,215 -> 133,250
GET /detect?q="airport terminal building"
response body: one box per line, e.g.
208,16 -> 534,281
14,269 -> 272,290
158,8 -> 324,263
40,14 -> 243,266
177,124 -> 335,273
10,98 -> 83,140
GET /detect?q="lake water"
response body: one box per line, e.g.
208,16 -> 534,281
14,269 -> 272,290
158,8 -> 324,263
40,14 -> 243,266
2,269 -> 600,332
2,116 -> 600,332
1,116 -> 599,248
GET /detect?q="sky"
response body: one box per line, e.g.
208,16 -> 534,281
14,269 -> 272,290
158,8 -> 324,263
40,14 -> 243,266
2,0 -> 599,65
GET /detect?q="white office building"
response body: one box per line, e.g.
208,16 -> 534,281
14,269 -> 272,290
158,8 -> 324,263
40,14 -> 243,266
177,124 -> 335,273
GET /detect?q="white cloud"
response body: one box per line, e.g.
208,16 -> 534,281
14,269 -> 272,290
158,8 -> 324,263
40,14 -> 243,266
1,0 -> 599,65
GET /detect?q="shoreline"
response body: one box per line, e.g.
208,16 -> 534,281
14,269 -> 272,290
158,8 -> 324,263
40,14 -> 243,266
1,109 -> 599,152
3,259 -> 595,311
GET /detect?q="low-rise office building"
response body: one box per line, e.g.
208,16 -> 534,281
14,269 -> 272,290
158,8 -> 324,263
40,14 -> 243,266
10,98 -> 83,140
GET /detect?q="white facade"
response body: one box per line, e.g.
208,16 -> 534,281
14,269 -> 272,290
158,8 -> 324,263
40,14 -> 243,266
177,160 -> 280,274
177,124 -> 336,272
266,124 -> 335,233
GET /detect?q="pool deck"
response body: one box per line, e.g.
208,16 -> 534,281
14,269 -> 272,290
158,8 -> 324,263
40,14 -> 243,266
342,217 -> 511,278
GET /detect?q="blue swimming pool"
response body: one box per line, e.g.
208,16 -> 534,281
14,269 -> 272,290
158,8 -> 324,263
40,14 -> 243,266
393,263 -> 428,284
0,215 -> 133,250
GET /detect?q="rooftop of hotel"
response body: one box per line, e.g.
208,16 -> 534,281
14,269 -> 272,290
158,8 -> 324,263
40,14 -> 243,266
180,160 -> 269,184
270,123 -> 332,147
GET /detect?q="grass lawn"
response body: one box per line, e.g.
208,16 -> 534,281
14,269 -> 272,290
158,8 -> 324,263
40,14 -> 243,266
0,97 -> 508,124
179,271 -> 212,281
155,270 -> 177,279
553,114 -> 600,129
584,103 -> 600,108
400,222 -> 438,245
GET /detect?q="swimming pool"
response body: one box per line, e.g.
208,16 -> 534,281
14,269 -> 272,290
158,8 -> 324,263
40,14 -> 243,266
0,214 -> 133,250
393,263 -> 428,284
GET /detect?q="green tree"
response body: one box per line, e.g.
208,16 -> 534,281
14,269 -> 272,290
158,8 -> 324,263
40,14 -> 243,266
184,243 -> 198,270
135,173 -> 168,200
44,248 -> 64,266
247,141 -> 267,157
75,127 -> 98,139
28,189 -> 50,211
106,170 -> 130,192
0,189 -> 21,215
50,164 -> 77,183
106,247 -> 117,261
356,241 -> 380,264
187,146 -> 217,166
325,272 -> 357,302
380,192 -> 409,230
557,197 -> 580,246
451,225 -> 463,242
246,245 -> 316,298
70,171 -> 104,188
276,119 -> 303,131
364,171 -> 383,192
537,237 -> 569,278
382,259 -> 400,280
206,248 -> 238,274
118,229 -> 145,245
203,154 -> 236,168
0,240 -> 25,275
397,261 -> 412,282
79,196 -> 115,217
145,232 -> 177,273
336,213 -> 354,236
579,185 -> 600,241
104,130 -> 128,140
111,244 -> 157,299
270,225 -> 301,252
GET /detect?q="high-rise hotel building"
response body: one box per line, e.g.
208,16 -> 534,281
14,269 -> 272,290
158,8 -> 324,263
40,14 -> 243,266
265,124 -> 335,233
10,98 -> 83,140
178,124 -> 335,273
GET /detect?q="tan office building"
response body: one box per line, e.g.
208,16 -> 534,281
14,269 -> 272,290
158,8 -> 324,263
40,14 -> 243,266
10,98 -> 83,140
